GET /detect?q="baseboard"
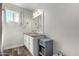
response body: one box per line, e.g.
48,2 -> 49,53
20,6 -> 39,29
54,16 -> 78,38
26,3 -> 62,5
3,44 -> 24,50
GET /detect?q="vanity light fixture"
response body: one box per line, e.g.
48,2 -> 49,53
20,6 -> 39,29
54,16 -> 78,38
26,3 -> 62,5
33,9 -> 43,18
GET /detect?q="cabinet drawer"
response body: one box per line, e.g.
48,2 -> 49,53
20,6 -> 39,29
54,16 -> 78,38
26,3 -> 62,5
24,34 -> 39,56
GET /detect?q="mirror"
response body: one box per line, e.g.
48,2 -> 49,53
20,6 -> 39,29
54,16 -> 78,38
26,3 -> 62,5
31,9 -> 44,34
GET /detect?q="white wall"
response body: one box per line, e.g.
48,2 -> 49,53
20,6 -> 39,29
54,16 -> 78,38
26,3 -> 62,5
2,4 -> 33,50
41,3 -> 79,56
22,9 -> 33,33
3,22 -> 24,49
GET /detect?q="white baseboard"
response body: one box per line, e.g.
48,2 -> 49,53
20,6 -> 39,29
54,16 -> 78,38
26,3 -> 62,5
3,44 -> 24,50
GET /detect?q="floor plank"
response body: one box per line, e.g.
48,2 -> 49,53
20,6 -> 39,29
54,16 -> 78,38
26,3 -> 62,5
3,46 -> 32,56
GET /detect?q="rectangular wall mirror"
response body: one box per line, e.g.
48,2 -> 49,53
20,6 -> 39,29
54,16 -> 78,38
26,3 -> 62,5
32,9 -> 44,34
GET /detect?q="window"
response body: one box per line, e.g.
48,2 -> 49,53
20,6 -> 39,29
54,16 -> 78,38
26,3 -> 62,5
5,9 -> 19,23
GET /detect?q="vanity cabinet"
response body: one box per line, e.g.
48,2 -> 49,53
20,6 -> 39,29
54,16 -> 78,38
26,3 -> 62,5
24,34 -> 39,56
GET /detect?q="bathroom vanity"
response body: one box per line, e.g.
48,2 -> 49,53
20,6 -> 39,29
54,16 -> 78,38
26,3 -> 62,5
24,33 -> 45,56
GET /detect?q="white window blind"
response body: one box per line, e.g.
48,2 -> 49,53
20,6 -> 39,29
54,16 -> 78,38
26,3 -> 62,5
5,9 -> 19,23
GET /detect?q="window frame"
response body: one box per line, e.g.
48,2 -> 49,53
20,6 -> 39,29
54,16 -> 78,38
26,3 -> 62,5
5,9 -> 20,24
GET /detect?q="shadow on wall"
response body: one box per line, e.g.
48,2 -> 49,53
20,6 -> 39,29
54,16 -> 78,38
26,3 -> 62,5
53,40 -> 66,56
45,35 -> 66,56
53,40 -> 60,54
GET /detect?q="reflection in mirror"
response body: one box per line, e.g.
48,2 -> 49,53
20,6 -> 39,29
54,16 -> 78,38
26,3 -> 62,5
32,9 -> 44,34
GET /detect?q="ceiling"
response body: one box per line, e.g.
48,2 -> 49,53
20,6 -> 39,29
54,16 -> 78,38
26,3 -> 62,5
11,3 -> 55,11
12,3 -> 73,11
12,3 -> 41,11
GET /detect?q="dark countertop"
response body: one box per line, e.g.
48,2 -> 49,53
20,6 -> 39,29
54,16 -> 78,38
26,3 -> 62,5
24,33 -> 46,37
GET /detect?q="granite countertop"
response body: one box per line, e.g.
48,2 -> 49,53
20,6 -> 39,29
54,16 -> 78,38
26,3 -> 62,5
24,33 -> 45,37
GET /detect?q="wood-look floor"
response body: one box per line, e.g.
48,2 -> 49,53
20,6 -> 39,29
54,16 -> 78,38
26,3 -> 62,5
3,46 -> 32,56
